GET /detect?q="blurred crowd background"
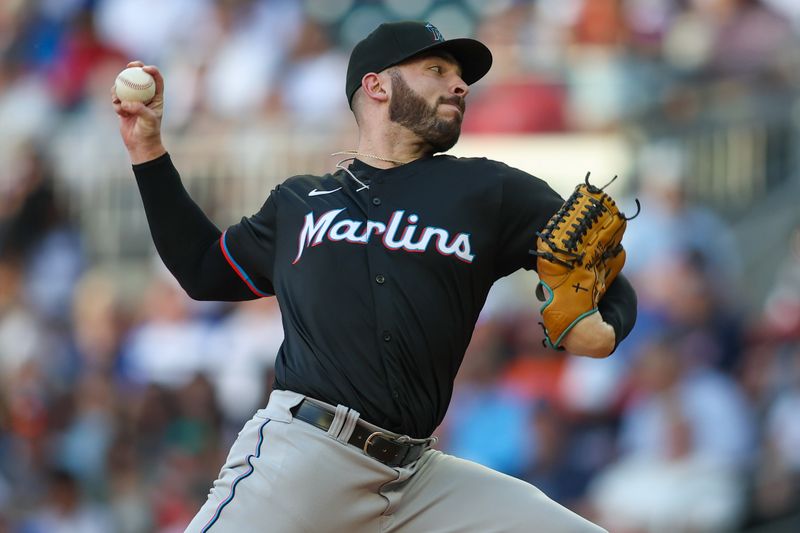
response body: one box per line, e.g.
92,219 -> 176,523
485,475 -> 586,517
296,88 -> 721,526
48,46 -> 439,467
2,0 -> 800,532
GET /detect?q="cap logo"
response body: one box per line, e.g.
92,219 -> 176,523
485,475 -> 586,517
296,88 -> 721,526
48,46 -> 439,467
425,23 -> 444,43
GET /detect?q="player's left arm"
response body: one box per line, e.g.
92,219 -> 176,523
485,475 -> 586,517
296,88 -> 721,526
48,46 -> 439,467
534,176 -> 638,358
561,272 -> 637,358
493,164 -> 637,358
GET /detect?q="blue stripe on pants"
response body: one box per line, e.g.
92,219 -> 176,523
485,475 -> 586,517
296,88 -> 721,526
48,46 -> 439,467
201,419 -> 271,531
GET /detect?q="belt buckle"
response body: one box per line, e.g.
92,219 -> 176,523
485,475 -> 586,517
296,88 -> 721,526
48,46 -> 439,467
363,431 -> 393,454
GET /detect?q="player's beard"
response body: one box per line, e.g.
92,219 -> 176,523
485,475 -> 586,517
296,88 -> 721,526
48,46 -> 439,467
388,71 -> 464,154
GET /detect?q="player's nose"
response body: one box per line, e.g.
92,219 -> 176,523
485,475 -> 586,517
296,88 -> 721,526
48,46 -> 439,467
451,75 -> 469,98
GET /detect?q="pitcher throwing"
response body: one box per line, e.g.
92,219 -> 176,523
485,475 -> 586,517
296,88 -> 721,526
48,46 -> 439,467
113,20 -> 637,532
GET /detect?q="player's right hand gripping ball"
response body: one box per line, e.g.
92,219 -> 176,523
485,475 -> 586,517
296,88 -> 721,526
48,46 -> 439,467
531,173 -> 639,349
115,66 -> 156,103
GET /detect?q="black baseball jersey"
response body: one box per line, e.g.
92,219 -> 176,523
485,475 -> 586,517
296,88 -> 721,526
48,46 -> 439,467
217,156 -> 635,437
132,153 -> 636,438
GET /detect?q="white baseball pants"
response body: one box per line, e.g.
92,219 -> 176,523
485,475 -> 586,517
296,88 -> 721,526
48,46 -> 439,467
186,390 -> 607,532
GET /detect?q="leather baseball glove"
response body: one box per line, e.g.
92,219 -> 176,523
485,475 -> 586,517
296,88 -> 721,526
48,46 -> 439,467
531,173 -> 639,349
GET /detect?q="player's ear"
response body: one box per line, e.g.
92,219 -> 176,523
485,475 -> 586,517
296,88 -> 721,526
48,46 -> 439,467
361,73 -> 389,104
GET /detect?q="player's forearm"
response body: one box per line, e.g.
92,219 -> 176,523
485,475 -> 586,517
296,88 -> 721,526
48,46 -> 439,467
132,153 -> 255,301
561,312 -> 616,358
597,272 -> 637,351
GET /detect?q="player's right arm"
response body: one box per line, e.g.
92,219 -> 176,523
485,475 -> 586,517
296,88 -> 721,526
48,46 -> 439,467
112,61 -> 272,301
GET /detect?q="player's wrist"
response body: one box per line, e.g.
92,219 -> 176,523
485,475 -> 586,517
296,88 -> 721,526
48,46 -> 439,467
561,314 -> 615,358
128,142 -> 167,165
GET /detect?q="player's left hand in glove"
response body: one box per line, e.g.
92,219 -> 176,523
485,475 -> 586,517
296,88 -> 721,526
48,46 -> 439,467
531,173 -> 639,351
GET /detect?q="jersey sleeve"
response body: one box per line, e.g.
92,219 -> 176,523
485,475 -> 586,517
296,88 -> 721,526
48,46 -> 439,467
220,187 -> 280,297
494,165 -> 564,278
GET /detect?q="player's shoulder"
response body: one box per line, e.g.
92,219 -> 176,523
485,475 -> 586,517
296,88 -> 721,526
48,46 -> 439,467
434,154 -> 543,183
281,172 -> 338,188
439,155 -> 561,205
274,172 -> 341,197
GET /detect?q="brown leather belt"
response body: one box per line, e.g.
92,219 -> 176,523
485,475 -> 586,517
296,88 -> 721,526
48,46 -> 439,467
291,400 -> 428,468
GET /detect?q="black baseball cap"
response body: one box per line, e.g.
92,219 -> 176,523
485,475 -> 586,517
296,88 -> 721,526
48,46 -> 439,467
346,21 -> 493,106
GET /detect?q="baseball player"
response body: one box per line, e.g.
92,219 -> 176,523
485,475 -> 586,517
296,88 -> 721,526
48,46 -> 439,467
113,21 -> 636,532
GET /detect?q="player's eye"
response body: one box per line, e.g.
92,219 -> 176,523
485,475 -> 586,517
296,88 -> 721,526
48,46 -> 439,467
429,65 -> 442,74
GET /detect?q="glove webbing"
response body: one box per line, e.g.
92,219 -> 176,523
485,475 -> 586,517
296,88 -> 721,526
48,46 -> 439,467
531,194 -> 610,269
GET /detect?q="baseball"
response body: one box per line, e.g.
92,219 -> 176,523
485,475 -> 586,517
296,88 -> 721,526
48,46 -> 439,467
115,67 -> 156,103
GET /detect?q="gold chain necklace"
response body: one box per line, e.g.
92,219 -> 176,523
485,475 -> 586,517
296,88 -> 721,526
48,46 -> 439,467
331,150 -> 411,166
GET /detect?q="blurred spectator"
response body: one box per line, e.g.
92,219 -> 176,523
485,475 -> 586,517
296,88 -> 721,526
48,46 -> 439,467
149,453 -> 202,532
622,141 -> 746,373
1,358 -> 50,499
461,80 -> 567,133
18,468 -> 112,533
765,0 -> 800,29
522,402 -> 595,512
197,0 -> 302,120
46,8 -> 126,110
0,0 -> 86,140
442,319 -> 534,477
69,270 -> 124,375
168,374 -> 223,458
278,18 -> 348,125
1,142 -> 84,324
94,0 -> 215,63
0,471 -> 9,530
106,433 -> 153,533
128,384 -> 179,467
620,336 -> 754,464
463,4 -> 568,133
623,141 -> 742,285
571,0 -> 625,47
762,223 -> 800,339
761,386 -> 800,502
748,344 -> 800,525
708,0 -> 796,79
1,143 -> 57,258
0,60 -> 56,142
0,258 -> 44,379
639,252 -> 744,371
118,274 -> 211,388
135,376 -> 224,532
588,336 -> 754,532
52,373 -> 116,493
564,0 -> 631,130
204,297 -> 283,424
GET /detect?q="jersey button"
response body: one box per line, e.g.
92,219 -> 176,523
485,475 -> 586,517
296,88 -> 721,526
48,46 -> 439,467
372,197 -> 381,206
375,274 -> 385,284
392,390 -> 399,399
383,331 -> 392,342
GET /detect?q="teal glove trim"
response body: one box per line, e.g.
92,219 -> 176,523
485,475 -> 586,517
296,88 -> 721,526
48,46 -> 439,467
536,281 -> 599,349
